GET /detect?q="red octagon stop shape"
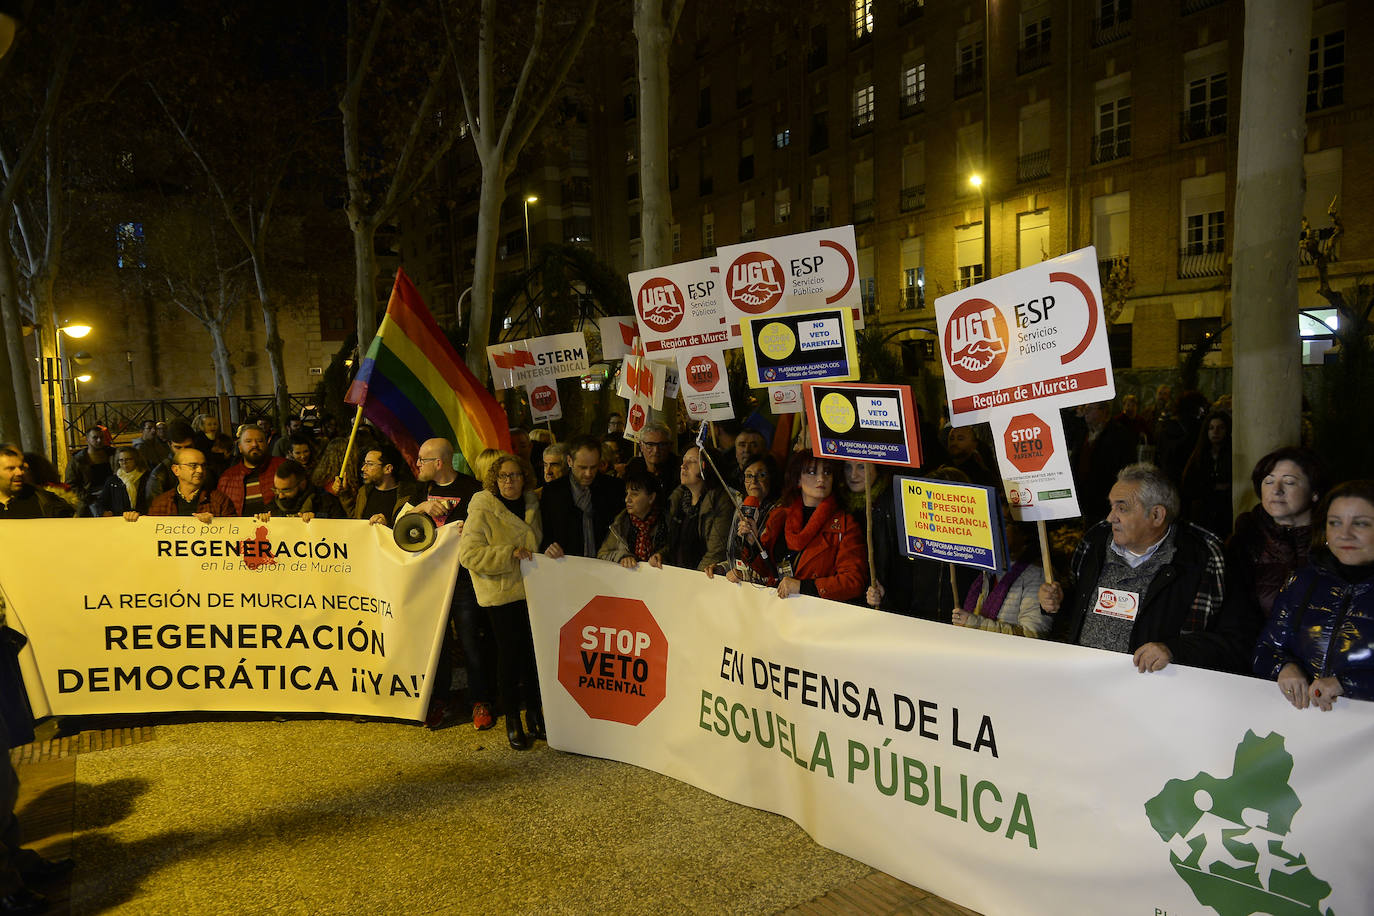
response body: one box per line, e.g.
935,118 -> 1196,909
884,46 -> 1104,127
530,385 -> 557,412
685,354 -> 720,392
558,595 -> 668,725
1002,413 -> 1053,474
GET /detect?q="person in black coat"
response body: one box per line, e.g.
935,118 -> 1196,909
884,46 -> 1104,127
540,436 -> 625,558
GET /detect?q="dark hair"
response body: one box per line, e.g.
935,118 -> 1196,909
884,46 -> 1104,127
568,434 -> 602,461
165,419 -> 195,444
275,459 -> 307,483
683,445 -> 721,490
366,442 -> 407,479
743,455 -> 781,502
1315,480 -> 1374,548
1250,446 -> 1328,500
622,469 -> 661,502
780,450 -> 837,505
19,451 -> 59,486
0,443 -> 22,461
288,431 -> 315,448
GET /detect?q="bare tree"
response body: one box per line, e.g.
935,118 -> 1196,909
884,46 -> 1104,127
634,0 -> 685,272
340,0 -> 466,360
444,0 -> 599,384
0,2 -> 83,450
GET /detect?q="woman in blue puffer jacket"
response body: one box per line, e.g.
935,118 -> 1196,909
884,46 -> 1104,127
1254,480 -> 1374,710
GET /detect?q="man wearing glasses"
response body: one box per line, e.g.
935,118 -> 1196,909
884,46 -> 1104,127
403,438 -> 493,731
133,448 -> 234,522
623,421 -> 680,496
352,444 -> 417,525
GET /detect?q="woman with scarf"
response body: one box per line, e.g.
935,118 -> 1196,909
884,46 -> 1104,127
709,455 -> 781,582
458,452 -> 546,749
650,445 -> 732,571
952,503 -> 1050,637
740,451 -> 866,601
94,447 -> 150,517
598,470 -> 668,568
1227,447 -> 1326,622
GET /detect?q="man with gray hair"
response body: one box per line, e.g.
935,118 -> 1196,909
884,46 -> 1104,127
1038,463 -> 1251,674
623,420 -> 679,495
540,442 -> 569,485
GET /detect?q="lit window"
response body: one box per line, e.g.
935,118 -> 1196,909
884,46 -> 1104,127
853,0 -> 873,39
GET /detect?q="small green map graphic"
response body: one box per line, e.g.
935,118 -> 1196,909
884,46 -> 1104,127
1145,730 -> 1334,916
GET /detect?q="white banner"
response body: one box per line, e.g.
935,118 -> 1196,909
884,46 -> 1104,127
0,519 -> 457,720
936,246 -> 1114,424
989,408 -> 1081,521
487,332 -> 589,390
628,259 -> 731,356
527,557 -> 1374,916
718,226 -> 864,331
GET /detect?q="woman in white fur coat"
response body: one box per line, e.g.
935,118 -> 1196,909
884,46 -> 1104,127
459,452 -> 547,750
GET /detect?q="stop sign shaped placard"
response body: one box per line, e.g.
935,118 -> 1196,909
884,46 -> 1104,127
1002,413 -> 1052,473
530,385 -> 558,412
685,354 -> 720,392
558,595 -> 668,725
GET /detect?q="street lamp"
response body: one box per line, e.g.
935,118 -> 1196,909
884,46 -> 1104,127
969,173 -> 990,286
523,195 -> 538,269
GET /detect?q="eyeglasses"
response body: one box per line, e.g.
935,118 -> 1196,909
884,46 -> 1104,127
743,472 -> 770,481
497,472 -> 523,482
361,460 -> 382,468
640,440 -> 669,449
176,463 -> 206,470
416,457 -> 443,465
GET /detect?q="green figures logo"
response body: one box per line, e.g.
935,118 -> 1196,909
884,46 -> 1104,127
1145,731 -> 1334,916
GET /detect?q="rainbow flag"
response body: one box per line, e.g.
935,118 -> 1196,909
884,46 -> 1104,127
346,269 -> 510,469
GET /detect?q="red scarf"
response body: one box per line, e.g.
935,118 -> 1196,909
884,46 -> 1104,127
629,510 -> 660,560
781,495 -> 838,552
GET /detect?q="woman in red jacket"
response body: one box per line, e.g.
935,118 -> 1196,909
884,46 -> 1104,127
733,450 -> 867,601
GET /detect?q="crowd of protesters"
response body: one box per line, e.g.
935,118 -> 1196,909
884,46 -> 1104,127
0,384 -> 1367,759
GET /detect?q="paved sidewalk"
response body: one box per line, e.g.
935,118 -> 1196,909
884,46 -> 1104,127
12,718 -> 979,915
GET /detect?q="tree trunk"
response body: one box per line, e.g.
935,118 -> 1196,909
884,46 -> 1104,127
248,253 -> 290,427
208,321 -> 237,401
635,0 -> 676,271
464,164 -> 509,382
0,246 -> 38,449
351,217 -> 379,362
1230,0 -> 1309,512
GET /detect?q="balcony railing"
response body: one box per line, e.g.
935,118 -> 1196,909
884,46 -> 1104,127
1179,111 -> 1226,143
811,206 -> 831,228
1017,40 -> 1052,75
851,112 -> 875,136
899,93 -> 926,118
1181,0 -> 1224,13
898,0 -> 925,24
1091,134 -> 1131,164
900,185 -> 926,211
1017,149 -> 1051,183
1178,242 -> 1225,279
953,65 -> 984,99
853,199 -> 875,224
901,286 -> 924,311
1091,14 -> 1132,47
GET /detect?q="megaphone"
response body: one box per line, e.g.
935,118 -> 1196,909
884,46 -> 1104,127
393,512 -> 437,553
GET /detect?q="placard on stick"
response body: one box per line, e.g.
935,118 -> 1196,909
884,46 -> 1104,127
804,383 -> 922,467
740,305 -> 858,388
893,476 -> 1006,573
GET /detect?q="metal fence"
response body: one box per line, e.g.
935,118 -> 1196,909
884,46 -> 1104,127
56,393 -> 319,444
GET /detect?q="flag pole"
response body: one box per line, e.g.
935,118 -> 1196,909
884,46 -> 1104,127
336,402 -> 367,492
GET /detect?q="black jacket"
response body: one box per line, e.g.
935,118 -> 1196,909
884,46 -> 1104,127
539,474 -> 624,557
1057,519 -> 1251,673
1254,550 -> 1374,700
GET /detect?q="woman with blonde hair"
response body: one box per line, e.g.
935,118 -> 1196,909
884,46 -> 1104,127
458,452 -> 550,749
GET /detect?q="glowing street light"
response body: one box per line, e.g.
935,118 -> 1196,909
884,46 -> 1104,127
523,194 -> 539,269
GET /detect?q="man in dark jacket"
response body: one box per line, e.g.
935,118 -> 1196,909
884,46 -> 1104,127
353,444 -> 418,525
256,460 -> 345,521
541,436 -> 624,558
1038,463 -> 1253,674
0,446 -> 74,519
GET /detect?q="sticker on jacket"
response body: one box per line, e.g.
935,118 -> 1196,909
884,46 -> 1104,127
1092,587 -> 1140,621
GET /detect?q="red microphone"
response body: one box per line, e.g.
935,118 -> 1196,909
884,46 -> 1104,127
740,494 -> 760,524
